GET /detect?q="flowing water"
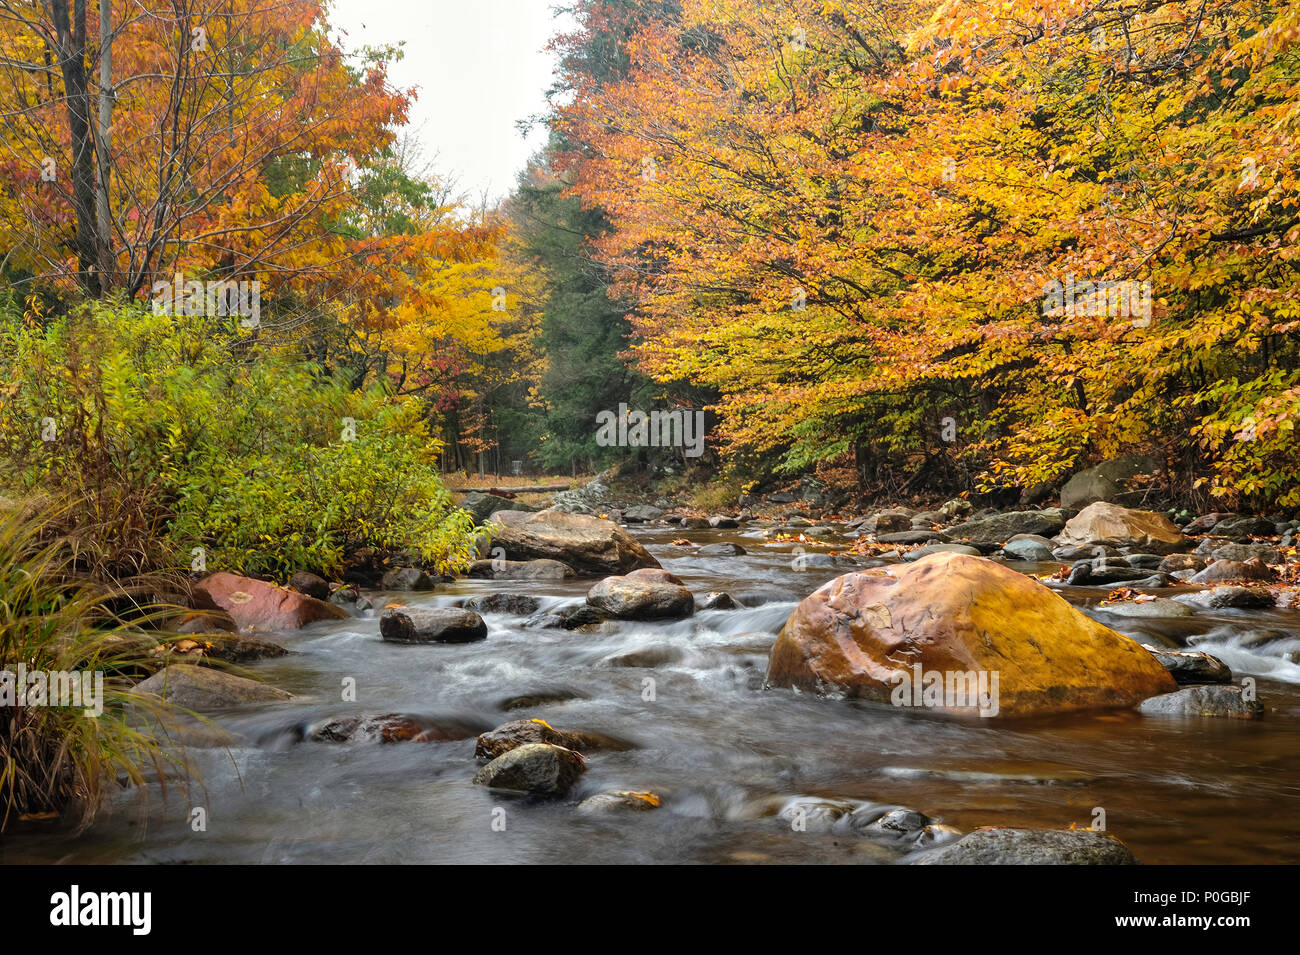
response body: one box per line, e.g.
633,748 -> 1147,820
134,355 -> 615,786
6,525 -> 1300,864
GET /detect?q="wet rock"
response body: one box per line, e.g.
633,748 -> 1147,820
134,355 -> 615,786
475,718 -> 584,760
489,510 -> 660,576
1059,454 -> 1159,509
915,824 -> 964,847
1159,553 -> 1205,574
862,808 -> 931,835
586,574 -> 694,620
463,593 -> 542,616
765,552 -> 1178,717
380,567 -> 436,591
461,491 -> 537,524
912,827 -> 1138,865
1124,553 -> 1165,570
700,591 -> 738,610
1142,646 -> 1232,685
1139,685 -> 1263,719
1188,558 -> 1274,584
1173,585 -> 1275,610
791,553 -> 854,570
948,509 -> 1066,545
624,504 -> 665,523
1002,534 -> 1056,561
329,585 -> 361,608
680,516 -> 710,530
133,664 -> 291,708
601,645 -> 683,668
472,742 -> 585,797
194,572 -> 349,631
1068,560 -> 1149,585
160,633 -> 289,663
698,542 -> 747,556
498,689 -> 585,710
309,713 -> 484,743
379,607 -> 488,644
709,515 -> 740,528
1055,502 -> 1187,554
626,567 -> 686,586
467,558 -> 575,580
288,570 -> 330,600
902,542 -> 981,561
576,790 -> 662,813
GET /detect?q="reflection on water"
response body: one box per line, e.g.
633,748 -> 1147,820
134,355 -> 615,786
4,525 -> 1299,864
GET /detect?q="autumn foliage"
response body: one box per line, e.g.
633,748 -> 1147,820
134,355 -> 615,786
555,0 -> 1300,508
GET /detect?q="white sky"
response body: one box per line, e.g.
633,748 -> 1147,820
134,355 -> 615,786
329,0 -> 575,203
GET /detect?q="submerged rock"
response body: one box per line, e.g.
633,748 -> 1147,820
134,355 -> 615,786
472,743 -> 585,797
912,827 -> 1138,865
698,542 -> 747,556
576,790 -> 662,813
765,552 -> 1178,717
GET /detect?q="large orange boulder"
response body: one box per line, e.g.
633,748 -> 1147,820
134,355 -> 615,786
1054,502 -> 1187,554
194,572 -> 349,631
765,552 -> 1176,717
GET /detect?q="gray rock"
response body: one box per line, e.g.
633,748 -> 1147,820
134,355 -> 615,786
381,567 -> 435,591
1002,534 -> 1056,561
462,593 -> 542,616
133,665 -> 290,708
1213,516 -> 1277,538
1209,542 -> 1281,565
1059,455 -> 1160,509
1189,558 -> 1274,584
1139,684 -> 1263,718
1095,598 -> 1193,619
698,542 -> 746,556
948,509 -> 1066,545
1142,646 -> 1232,685
623,504 -> 665,523
913,827 -> 1139,865
586,575 -> 694,620
1173,586 -> 1274,610
379,607 -> 488,644
577,790 -> 663,813
461,491 -> 537,524
467,558 -> 575,580
878,530 -> 949,544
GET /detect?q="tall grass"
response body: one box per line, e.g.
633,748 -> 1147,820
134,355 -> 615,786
0,503 -> 192,833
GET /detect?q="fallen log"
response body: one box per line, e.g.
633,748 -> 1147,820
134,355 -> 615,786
476,483 -> 574,496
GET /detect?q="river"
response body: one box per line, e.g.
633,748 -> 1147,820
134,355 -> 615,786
5,523 -> 1300,864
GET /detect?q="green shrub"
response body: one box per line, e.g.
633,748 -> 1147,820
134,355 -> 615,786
0,301 -> 477,580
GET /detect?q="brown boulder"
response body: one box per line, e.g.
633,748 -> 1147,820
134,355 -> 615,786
1054,502 -> 1187,554
194,572 -> 348,631
488,510 -> 659,576
765,552 -> 1177,717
